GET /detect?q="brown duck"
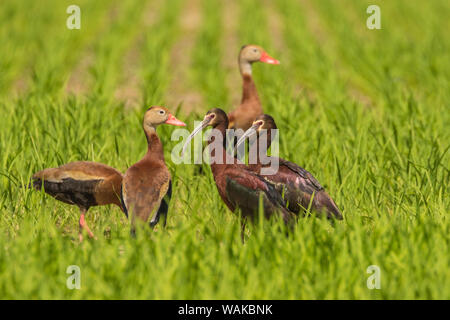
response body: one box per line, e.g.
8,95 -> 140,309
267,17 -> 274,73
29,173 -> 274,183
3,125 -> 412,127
236,114 -> 343,220
121,106 -> 185,234
31,161 -> 124,241
182,108 -> 295,239
228,45 -> 280,131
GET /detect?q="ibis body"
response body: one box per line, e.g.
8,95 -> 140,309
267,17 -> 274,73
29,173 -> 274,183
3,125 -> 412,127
183,108 -> 295,236
237,114 -> 343,220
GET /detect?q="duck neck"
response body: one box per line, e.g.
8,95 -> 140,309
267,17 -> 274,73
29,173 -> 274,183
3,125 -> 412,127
144,126 -> 164,162
241,71 -> 260,104
239,59 -> 253,77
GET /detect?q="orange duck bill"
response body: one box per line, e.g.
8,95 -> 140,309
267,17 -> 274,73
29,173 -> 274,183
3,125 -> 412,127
259,51 -> 280,64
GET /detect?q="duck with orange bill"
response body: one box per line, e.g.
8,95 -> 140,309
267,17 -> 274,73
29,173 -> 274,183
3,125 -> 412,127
121,106 -> 186,235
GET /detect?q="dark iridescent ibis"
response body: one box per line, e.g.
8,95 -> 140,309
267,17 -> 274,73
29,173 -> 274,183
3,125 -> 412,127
236,114 -> 343,220
31,161 -> 124,241
228,45 -> 280,131
182,108 -> 295,238
121,106 -> 186,233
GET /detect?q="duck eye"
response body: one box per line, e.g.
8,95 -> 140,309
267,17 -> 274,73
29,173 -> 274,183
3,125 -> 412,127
159,110 -> 165,115
253,49 -> 258,53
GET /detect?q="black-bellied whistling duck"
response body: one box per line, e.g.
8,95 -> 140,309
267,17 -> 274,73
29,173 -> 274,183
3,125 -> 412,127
31,161 -> 124,241
228,45 -> 280,131
236,114 -> 343,220
121,106 -> 185,233
182,108 -> 294,239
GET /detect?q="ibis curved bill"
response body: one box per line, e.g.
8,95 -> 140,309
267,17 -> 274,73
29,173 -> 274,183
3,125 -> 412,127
181,113 -> 215,157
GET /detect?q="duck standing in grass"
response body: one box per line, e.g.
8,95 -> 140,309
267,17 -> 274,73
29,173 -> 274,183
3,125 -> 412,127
182,108 -> 295,239
228,45 -> 280,131
236,114 -> 343,220
31,161 -> 124,241
31,107 -> 185,240
121,106 -> 186,234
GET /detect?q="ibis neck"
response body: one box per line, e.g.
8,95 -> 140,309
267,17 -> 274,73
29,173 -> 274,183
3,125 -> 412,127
241,73 -> 260,104
249,140 -> 261,165
144,126 -> 164,161
208,121 -> 236,175
249,132 -> 272,166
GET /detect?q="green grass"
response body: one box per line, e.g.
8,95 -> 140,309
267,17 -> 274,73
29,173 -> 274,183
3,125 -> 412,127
0,0 -> 449,299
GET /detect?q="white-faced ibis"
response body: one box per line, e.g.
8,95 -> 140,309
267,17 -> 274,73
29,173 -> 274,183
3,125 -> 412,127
236,114 -> 343,220
31,161 -> 124,241
182,108 -> 295,239
121,106 -> 186,234
228,45 -> 280,131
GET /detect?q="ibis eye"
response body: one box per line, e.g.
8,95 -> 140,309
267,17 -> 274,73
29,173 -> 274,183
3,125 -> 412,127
159,110 -> 165,115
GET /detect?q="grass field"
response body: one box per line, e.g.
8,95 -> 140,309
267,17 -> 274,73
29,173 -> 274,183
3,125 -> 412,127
0,0 -> 449,299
